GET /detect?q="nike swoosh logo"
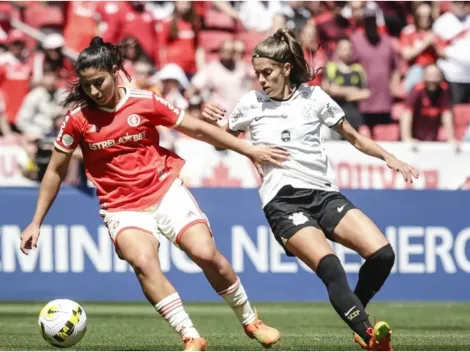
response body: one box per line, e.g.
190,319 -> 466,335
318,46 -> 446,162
345,306 -> 356,317
337,204 -> 346,212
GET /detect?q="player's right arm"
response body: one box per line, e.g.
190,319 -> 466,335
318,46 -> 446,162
20,112 -> 82,255
20,150 -> 73,255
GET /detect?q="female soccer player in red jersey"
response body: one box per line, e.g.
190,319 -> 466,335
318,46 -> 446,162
19,37 -> 286,351
202,28 -> 420,351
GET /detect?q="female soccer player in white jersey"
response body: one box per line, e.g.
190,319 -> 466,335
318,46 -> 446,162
19,37 -> 285,351
203,28 -> 420,351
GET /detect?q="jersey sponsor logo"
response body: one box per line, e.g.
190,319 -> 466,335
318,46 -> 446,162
326,103 -> 335,118
288,212 -> 309,226
337,204 -> 347,212
281,130 -> 291,142
62,134 -> 74,147
89,124 -> 99,133
88,131 -> 146,150
56,114 -> 70,142
154,95 -> 181,116
127,114 -> 141,127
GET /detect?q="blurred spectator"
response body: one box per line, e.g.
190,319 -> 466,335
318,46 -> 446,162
237,0 -> 292,33
0,89 -> 11,136
157,1 -> 202,77
298,22 -> 327,86
16,66 -> 66,137
0,29 -> 31,131
400,64 -> 456,145
282,1 -> 314,30
432,1 -> 470,105
63,2 -> 99,53
344,1 -> 388,34
187,95 -> 203,120
119,39 -> 152,88
31,33 -> 73,88
98,1 -> 157,65
350,9 -> 401,137
375,1 -> 409,37
187,39 -> 252,116
233,39 -> 247,62
157,63 -> 189,110
400,2 -> 444,93
324,38 -> 370,138
130,58 -> 161,95
313,2 -> 351,56
146,1 -> 175,21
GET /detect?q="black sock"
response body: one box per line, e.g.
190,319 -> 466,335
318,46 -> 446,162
354,244 -> 395,308
316,254 -> 372,343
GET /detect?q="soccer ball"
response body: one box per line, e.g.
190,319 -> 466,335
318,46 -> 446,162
38,299 -> 87,348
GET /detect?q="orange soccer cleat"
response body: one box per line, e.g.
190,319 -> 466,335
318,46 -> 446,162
243,310 -> 281,348
354,321 -> 393,351
183,337 -> 207,351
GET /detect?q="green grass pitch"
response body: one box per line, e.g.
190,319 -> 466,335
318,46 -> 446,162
0,302 -> 468,350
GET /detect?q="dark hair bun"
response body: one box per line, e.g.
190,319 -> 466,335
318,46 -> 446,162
90,36 -> 105,48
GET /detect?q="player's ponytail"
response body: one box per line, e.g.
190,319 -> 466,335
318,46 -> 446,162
62,36 -> 132,109
253,28 -> 315,87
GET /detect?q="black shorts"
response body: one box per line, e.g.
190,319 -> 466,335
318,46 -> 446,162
263,185 -> 356,256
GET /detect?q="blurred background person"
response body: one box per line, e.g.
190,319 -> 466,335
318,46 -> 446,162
324,38 -> 370,139
400,64 -> 457,148
187,39 -> 252,119
350,8 -> 401,138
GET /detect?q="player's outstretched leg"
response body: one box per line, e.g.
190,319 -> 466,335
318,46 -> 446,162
117,229 -> 207,351
331,209 -> 395,309
331,209 -> 395,350
179,223 -> 280,348
284,227 -> 392,351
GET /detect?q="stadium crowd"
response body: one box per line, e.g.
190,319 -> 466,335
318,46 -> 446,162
0,1 -> 469,184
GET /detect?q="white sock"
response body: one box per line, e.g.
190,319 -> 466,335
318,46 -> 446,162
218,277 -> 256,325
155,292 -> 200,339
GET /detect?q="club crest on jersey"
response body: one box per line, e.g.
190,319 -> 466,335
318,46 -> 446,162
302,105 -> 314,119
127,114 -> 141,127
62,134 -> 74,147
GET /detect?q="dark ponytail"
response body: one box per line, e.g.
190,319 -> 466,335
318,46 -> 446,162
62,36 -> 132,109
252,28 -> 315,87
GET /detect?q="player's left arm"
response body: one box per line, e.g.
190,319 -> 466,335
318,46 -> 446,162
150,94 -> 288,177
176,114 -> 288,176
334,119 -> 419,183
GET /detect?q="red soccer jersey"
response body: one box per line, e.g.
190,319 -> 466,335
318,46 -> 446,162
54,88 -> 186,211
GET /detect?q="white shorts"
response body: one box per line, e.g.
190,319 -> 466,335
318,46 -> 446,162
100,178 -> 210,249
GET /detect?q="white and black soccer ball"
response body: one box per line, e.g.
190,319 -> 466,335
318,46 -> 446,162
38,299 -> 87,348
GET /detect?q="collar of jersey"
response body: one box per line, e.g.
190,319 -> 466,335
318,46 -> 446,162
97,86 -> 130,113
266,85 -> 301,103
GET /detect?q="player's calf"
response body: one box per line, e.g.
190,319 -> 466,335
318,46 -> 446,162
354,244 -> 395,308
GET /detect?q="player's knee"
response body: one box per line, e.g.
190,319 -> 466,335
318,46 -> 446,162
375,244 -> 395,269
316,254 -> 348,288
189,244 -> 219,266
126,250 -> 159,275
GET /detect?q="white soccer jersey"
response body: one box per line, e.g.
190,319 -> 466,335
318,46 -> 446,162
228,84 -> 345,207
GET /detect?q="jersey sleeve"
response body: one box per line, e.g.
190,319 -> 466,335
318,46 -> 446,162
151,93 -> 185,128
315,87 -> 345,128
227,93 -> 255,132
54,113 -> 82,153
